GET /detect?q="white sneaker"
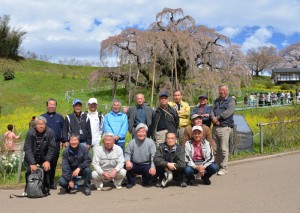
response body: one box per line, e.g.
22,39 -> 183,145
113,179 -> 123,189
95,181 -> 103,191
161,170 -> 173,187
22,192 -> 27,196
217,168 -> 228,176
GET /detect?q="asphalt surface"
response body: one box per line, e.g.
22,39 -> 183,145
1,151 -> 300,213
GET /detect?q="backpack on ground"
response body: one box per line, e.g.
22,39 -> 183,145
26,168 -> 47,198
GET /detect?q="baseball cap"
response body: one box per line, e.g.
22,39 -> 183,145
159,92 -> 169,98
191,114 -> 202,120
192,125 -> 203,132
88,98 -> 98,104
73,99 -> 82,106
198,94 -> 208,99
135,123 -> 148,132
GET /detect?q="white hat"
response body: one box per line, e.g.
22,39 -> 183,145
135,123 -> 148,132
88,98 -> 98,104
192,125 -> 203,132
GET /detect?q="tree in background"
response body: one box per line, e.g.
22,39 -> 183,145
279,42 -> 300,68
0,15 -> 26,60
99,8 -> 251,103
246,46 -> 282,76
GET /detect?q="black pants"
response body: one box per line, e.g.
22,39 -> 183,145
156,166 -> 184,182
49,142 -> 60,185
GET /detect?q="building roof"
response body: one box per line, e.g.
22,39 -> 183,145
271,68 -> 300,78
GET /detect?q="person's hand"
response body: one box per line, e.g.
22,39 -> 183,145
68,181 -> 74,189
102,171 -> 111,180
64,142 -> 69,148
167,163 -> 177,171
30,164 -> 38,172
110,169 -> 117,179
202,114 -> 209,118
149,167 -> 156,176
212,117 -> 220,126
113,136 -> 120,141
43,161 -> 50,171
60,142 -> 63,149
126,161 -> 133,170
72,168 -> 80,177
196,165 -> 205,176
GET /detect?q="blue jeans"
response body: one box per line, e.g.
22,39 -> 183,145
126,162 -> 151,185
115,142 -> 125,153
184,163 -> 219,181
59,167 -> 91,190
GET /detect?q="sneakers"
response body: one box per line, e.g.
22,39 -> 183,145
126,183 -> 135,189
96,183 -> 104,191
217,168 -> 228,176
161,170 -> 173,187
22,192 -> 27,196
180,182 -> 187,187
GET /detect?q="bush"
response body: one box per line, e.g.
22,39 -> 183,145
264,81 -> 274,89
280,83 -> 291,90
3,67 -> 15,80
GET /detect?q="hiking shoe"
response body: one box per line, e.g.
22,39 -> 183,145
84,188 -> 91,196
155,181 -> 162,187
161,170 -> 173,187
22,192 -> 27,196
96,182 -> 104,191
217,168 -> 228,176
202,178 -> 211,185
126,183 -> 135,189
50,183 -> 57,190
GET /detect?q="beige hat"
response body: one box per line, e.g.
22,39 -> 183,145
192,125 -> 203,132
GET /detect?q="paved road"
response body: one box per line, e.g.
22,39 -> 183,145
1,152 -> 300,213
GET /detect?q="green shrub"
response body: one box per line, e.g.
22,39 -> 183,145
3,67 -> 15,80
280,83 -> 291,90
265,81 -> 274,89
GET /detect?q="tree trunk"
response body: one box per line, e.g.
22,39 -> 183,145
151,51 -> 156,107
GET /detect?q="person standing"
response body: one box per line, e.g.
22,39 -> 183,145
169,90 -> 190,144
103,100 -> 128,152
191,94 -> 212,127
24,116 -> 56,195
86,98 -> 104,148
62,99 -> 92,149
127,93 -> 153,137
148,92 -> 179,146
211,85 -> 236,176
41,98 -> 64,189
4,124 -> 21,151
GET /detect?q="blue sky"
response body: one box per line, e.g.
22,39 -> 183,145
1,0 -> 300,65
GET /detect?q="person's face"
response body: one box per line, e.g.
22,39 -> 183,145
88,103 -> 97,112
173,91 -> 182,103
135,94 -> 145,106
47,100 -> 57,113
219,86 -> 229,99
165,133 -> 177,148
35,120 -> 46,133
192,117 -> 203,126
136,127 -> 147,141
103,136 -> 114,150
112,102 -> 121,113
192,130 -> 203,142
159,96 -> 169,107
73,103 -> 82,113
70,136 -> 79,149
198,98 -> 208,106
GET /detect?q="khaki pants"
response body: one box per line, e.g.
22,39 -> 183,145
155,130 -> 168,146
212,126 -> 232,169
177,127 -> 185,145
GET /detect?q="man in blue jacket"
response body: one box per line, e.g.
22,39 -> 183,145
41,98 -> 64,189
103,100 -> 128,152
191,94 -> 212,127
58,134 -> 92,195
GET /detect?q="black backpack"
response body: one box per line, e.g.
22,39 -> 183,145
25,168 -> 48,198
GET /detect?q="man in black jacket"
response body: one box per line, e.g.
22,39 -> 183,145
148,92 -> 179,146
62,99 -> 92,149
24,116 -> 56,195
154,132 -> 186,187
58,134 -> 92,195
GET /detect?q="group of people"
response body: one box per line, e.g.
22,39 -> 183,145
23,85 -> 235,196
245,90 -> 298,107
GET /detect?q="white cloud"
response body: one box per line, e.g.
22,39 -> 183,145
1,0 -> 300,63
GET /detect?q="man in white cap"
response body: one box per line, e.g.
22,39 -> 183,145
183,125 -> 218,185
125,123 -> 156,189
86,98 -> 104,148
